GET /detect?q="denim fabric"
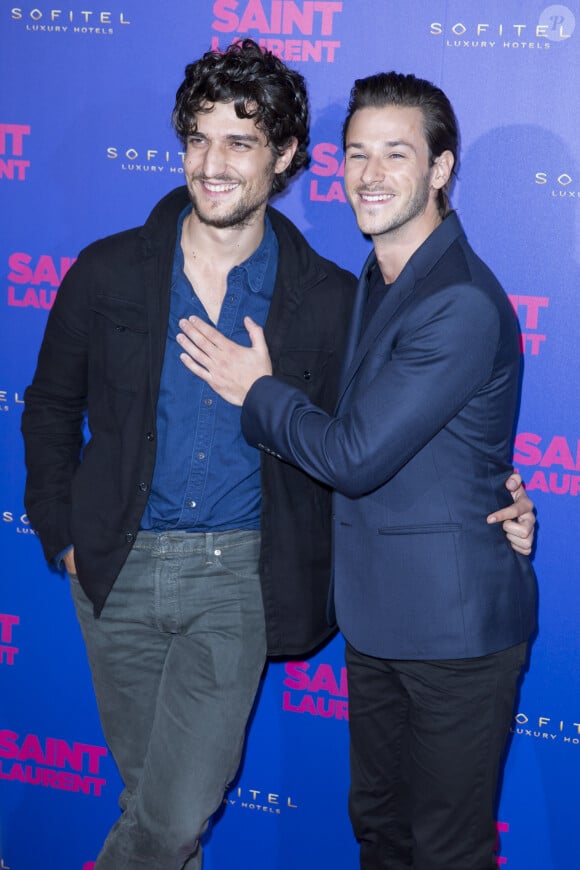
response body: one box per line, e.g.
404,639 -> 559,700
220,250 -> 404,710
70,529 -> 266,869
141,209 -> 278,533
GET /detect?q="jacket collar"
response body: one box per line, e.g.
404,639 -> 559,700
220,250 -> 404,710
338,211 -> 466,399
138,186 -> 329,362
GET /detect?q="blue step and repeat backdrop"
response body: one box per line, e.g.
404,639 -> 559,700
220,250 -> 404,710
1,2 -> 579,868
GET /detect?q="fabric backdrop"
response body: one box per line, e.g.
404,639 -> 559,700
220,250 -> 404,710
1,2 -> 579,867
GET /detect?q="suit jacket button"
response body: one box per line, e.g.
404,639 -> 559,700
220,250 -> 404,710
146,431 -> 155,441
303,369 -> 312,380
138,482 -> 148,492
124,532 -> 135,543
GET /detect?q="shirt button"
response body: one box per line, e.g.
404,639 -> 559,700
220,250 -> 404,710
189,500 -> 197,509
214,548 -> 222,556
197,451 -> 206,460
204,398 -> 213,407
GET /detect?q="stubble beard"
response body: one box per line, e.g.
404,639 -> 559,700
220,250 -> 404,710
187,165 -> 277,230
353,171 -> 432,238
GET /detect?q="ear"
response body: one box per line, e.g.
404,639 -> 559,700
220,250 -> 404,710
431,150 -> 454,190
274,137 -> 299,175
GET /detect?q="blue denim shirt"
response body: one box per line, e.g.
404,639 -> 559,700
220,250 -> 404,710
140,206 -> 278,532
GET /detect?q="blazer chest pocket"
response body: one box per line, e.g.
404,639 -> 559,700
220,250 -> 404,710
90,294 -> 149,394
378,522 -> 463,535
278,348 -> 333,397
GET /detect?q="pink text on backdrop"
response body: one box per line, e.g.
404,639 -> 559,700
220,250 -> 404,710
0,123 -> 31,181
514,433 -> 580,496
0,730 -> 108,796
508,295 -> 549,355
7,252 -> 76,310
282,660 -> 349,720
0,613 -> 20,666
211,0 -> 342,61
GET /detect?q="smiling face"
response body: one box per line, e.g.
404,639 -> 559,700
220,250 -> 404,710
344,104 -> 453,245
183,101 -> 296,230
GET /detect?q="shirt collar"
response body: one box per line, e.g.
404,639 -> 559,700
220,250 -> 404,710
237,213 -> 277,294
175,206 -> 277,296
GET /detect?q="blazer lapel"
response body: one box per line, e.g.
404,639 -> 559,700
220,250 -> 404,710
336,256 -> 417,407
336,213 -> 465,409
337,248 -> 375,390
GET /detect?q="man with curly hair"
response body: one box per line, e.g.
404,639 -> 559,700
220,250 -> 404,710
22,41 -> 534,869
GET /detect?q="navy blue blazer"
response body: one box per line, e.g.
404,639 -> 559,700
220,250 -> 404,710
242,213 -> 537,660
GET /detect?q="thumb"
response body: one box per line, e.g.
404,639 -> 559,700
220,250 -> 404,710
244,316 -> 267,351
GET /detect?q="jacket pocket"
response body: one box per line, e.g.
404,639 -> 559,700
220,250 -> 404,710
278,348 -> 333,393
90,295 -> 149,394
91,294 -> 148,332
378,522 -> 462,535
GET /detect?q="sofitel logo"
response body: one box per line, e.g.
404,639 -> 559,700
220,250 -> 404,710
223,784 -> 298,814
211,0 -> 343,62
10,7 -> 132,35
535,171 -> 580,200
429,4 -> 575,49
511,712 -> 580,744
106,146 -> 185,175
0,390 -> 24,413
2,511 -> 38,536
0,124 -> 31,182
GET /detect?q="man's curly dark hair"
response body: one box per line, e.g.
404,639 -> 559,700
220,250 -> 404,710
172,39 -> 310,194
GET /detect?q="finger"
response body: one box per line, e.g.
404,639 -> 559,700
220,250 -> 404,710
184,316 -> 224,347
502,518 -> 533,539
244,316 -> 267,349
487,504 -> 521,524
177,321 -> 217,356
505,472 -> 522,492
487,498 -> 535,524
176,331 -> 210,364
179,351 -> 213,382
507,538 -> 532,556
514,493 -> 534,514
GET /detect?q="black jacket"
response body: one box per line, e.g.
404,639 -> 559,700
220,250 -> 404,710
21,186 -> 356,656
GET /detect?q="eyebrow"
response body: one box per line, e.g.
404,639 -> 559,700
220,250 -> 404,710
345,139 -> 417,152
190,131 -> 262,145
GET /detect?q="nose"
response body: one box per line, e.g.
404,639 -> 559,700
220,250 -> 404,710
201,142 -> 228,177
360,154 -> 385,186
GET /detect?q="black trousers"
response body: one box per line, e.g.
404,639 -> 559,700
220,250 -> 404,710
345,641 -> 527,870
